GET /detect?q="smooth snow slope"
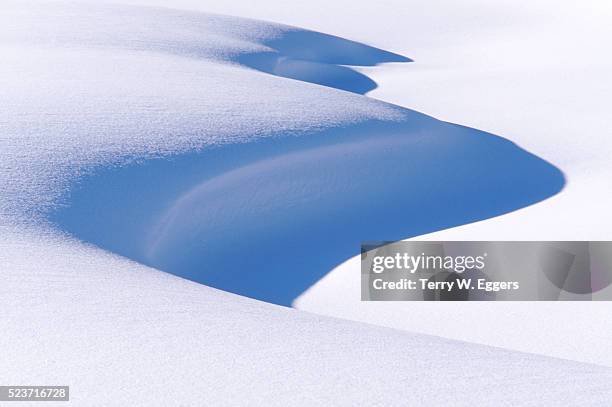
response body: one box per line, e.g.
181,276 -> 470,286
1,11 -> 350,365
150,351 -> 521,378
4,230 -> 612,406
20,2 -> 561,307
116,0 -> 612,364
1,1 -> 611,405
278,0 -> 612,365
92,0 -> 612,367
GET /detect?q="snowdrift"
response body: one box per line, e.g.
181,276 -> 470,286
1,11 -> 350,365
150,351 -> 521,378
1,1 -> 610,405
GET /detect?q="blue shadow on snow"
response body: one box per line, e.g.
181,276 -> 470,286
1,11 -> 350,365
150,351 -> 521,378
49,25 -> 564,306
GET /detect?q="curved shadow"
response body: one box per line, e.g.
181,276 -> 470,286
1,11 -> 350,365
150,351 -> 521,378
239,52 -> 381,94
237,30 -> 411,94
263,30 -> 411,66
41,7 -> 564,306
50,116 -> 564,305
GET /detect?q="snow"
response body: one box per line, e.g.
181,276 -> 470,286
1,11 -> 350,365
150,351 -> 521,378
293,0 -> 612,366
2,0 -> 612,405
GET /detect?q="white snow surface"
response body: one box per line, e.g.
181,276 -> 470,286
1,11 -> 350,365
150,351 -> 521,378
280,0 -> 612,365
2,1 -> 612,405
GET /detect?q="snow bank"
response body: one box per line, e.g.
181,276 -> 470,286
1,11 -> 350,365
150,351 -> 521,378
291,0 -> 612,366
1,1 -> 610,405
